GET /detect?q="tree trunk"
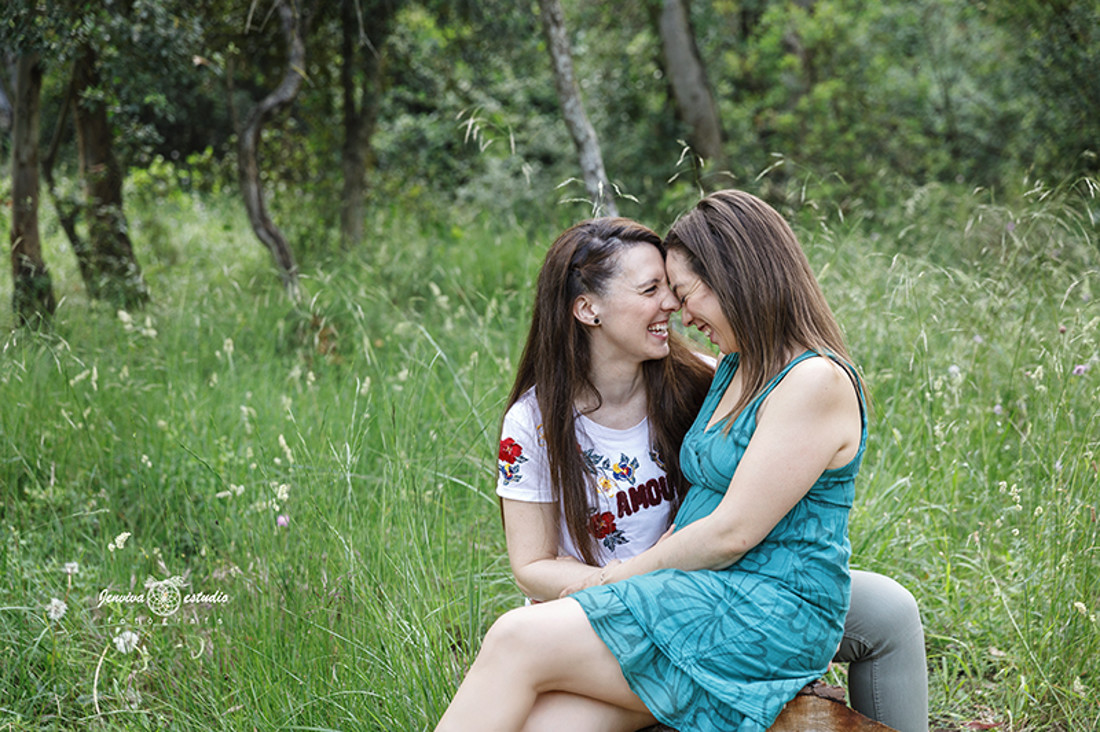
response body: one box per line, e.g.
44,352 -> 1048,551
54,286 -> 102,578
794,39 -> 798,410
658,0 -> 726,175
537,0 -> 618,217
71,43 -> 150,308
339,0 -> 392,248
238,0 -> 303,299
10,52 -> 57,326
0,66 -> 13,133
42,68 -> 96,294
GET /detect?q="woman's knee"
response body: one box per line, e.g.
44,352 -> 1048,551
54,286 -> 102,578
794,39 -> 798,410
845,571 -> 923,656
480,606 -> 539,659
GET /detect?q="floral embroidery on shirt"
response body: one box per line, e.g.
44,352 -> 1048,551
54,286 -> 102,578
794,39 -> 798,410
612,454 -> 639,484
499,437 -> 528,485
584,449 -> 647,493
589,511 -> 629,552
597,476 -> 617,497
581,446 -> 605,475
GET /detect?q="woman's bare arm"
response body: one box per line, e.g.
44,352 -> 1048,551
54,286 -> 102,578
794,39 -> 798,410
503,498 -> 602,601
564,357 -> 861,594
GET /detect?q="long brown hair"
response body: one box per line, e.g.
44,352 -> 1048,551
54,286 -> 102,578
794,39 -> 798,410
664,189 -> 858,428
505,218 -> 713,565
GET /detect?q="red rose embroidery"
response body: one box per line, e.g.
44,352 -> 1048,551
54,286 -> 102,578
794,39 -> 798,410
589,511 -> 616,539
499,437 -> 523,464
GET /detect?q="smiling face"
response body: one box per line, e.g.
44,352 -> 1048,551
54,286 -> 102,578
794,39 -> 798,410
665,248 -> 738,354
578,243 -> 680,365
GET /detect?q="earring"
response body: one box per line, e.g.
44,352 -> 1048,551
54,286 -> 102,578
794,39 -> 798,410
593,317 -> 601,325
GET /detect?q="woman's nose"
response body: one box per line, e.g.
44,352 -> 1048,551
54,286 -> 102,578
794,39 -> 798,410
660,287 -> 679,312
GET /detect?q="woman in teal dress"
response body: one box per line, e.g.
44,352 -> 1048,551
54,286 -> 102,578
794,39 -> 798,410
436,190 -> 869,732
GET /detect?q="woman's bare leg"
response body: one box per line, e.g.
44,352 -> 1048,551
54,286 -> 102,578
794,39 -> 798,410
435,598 -> 653,731
522,692 -> 656,732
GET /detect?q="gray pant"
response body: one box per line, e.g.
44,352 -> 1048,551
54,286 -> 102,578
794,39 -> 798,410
835,570 -> 928,732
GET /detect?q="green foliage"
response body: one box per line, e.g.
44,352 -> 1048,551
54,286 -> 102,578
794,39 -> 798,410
986,0 -> 1100,175
827,181 -> 1100,729
7,0 -> 1095,247
0,186 -> 534,728
684,0 -> 1023,204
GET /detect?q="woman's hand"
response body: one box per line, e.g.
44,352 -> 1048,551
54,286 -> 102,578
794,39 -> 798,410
559,559 -> 622,598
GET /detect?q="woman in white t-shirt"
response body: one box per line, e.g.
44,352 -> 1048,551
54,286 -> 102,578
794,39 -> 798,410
496,217 -> 713,602
483,216 -> 927,731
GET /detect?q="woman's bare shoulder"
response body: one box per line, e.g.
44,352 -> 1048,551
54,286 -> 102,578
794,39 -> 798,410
778,355 -> 858,409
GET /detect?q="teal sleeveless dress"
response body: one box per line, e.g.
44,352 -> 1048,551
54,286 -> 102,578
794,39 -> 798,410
572,351 -> 865,731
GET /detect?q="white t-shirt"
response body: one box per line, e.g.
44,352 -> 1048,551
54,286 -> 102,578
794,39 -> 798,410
496,388 -> 676,566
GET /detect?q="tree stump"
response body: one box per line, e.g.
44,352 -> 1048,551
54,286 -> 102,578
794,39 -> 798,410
640,682 -> 899,731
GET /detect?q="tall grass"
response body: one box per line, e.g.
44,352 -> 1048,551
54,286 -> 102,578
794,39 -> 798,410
0,176 -> 1097,730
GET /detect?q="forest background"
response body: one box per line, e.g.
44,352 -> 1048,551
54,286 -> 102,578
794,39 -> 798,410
1,0 -> 1098,729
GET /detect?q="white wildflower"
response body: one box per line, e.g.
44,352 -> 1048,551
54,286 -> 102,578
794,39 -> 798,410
216,483 -> 245,499
46,597 -> 67,621
110,531 -> 132,551
63,561 -> 80,576
241,404 -> 256,434
275,483 -> 290,502
278,434 -> 294,465
113,629 -> 140,654
223,337 -> 235,356
117,310 -> 133,326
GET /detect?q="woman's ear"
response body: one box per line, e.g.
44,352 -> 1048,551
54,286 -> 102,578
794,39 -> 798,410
573,295 -> 601,327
